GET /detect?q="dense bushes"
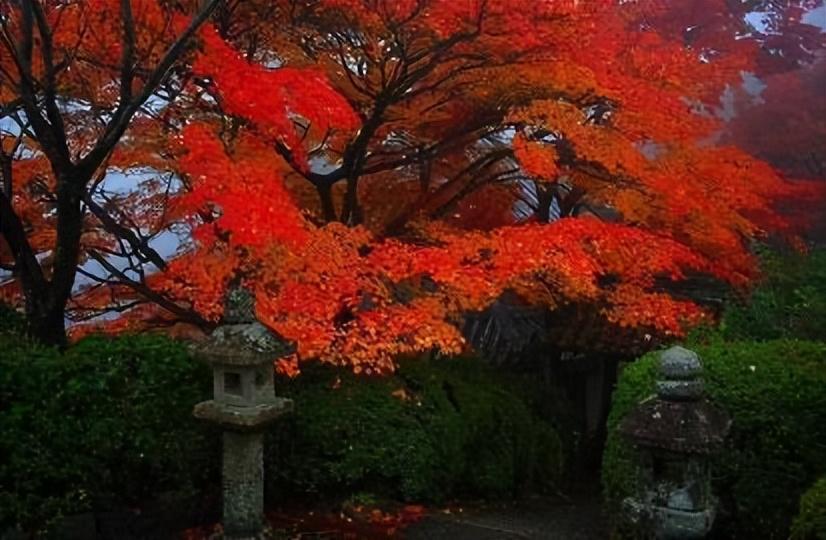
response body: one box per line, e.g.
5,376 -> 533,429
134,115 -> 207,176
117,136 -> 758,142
0,332 -> 217,533
602,339 -> 826,539
0,303 -> 24,334
719,248 -> 826,342
1,321 -> 568,534
792,477 -> 826,540
267,355 -> 567,503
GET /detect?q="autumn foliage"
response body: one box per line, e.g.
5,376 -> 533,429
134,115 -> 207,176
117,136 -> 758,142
1,1 -> 823,371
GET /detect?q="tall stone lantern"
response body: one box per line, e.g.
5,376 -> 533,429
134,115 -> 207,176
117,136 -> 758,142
619,346 -> 731,540
193,286 -> 293,540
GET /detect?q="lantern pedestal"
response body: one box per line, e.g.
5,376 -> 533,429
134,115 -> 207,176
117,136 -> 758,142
194,398 -> 292,538
221,431 -> 264,539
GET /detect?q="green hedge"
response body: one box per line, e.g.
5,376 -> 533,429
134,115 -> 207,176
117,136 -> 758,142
0,332 -> 217,533
792,477 -> 826,540
1,326 -> 569,533
0,303 -> 24,334
602,339 -> 826,539
268,355 -> 568,503
719,248 -> 826,342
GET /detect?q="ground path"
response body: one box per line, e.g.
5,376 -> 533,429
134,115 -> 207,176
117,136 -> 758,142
402,495 -> 606,540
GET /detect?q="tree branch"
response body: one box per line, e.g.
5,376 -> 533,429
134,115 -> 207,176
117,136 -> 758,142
118,0 -> 137,106
0,189 -> 48,295
83,193 -> 168,270
80,0 -> 221,176
87,249 -> 212,328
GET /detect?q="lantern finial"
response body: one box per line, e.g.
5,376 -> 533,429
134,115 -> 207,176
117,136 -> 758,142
223,281 -> 256,324
657,345 -> 703,401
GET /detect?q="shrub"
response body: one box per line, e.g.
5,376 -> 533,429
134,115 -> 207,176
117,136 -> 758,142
791,477 -> 826,540
0,333 -> 217,533
0,303 -> 24,334
602,339 -> 826,539
2,334 -> 568,533
720,248 -> 826,341
267,355 -> 567,503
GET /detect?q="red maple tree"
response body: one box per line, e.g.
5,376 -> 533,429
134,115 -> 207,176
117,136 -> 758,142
2,1 -> 823,371
0,0 -> 221,344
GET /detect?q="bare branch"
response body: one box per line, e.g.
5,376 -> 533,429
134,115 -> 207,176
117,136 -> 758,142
87,249 -> 211,328
80,0 -> 222,176
118,0 -> 138,106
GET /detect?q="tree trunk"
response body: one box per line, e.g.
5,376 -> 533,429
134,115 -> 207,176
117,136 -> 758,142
20,171 -> 85,348
26,301 -> 68,348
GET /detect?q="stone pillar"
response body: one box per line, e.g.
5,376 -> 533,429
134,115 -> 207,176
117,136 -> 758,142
222,431 -> 265,539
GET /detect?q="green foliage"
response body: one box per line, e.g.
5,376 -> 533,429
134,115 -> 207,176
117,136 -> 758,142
1,329 -> 569,533
602,339 -> 826,539
0,303 -> 24,334
791,477 -> 826,540
0,333 -> 217,533
719,248 -> 826,341
268,355 -> 566,503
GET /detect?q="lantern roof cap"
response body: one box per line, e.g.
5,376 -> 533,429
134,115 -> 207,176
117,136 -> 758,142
192,284 -> 293,365
660,346 -> 702,380
619,398 -> 731,454
619,346 -> 731,454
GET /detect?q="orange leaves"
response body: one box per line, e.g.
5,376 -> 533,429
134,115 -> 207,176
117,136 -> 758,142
152,247 -> 241,321
317,0 -> 481,38
603,285 -> 708,335
333,298 -> 466,374
16,0 -> 185,109
513,135 -> 559,182
11,0 -> 817,373
275,354 -> 301,378
240,216 -> 720,372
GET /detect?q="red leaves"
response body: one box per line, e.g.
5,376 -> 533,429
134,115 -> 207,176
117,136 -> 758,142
19,0 -> 820,373
163,193 -> 725,372
177,123 -> 309,249
193,27 -> 360,170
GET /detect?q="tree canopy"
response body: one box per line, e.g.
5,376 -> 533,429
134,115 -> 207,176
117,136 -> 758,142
1,0 -> 823,372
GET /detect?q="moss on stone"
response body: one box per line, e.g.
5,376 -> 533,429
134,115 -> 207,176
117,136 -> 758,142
603,339 -> 826,539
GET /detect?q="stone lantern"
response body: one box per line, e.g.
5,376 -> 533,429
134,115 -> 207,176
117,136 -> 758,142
619,346 -> 731,540
193,286 -> 293,540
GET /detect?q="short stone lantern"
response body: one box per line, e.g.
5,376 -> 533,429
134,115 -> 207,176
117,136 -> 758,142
193,285 -> 293,540
619,346 -> 731,540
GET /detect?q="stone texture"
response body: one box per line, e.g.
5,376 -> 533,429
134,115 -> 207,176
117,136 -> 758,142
223,432 -> 265,539
621,346 -> 730,455
624,500 -> 716,540
194,284 -> 294,540
656,379 -> 704,401
619,398 -> 730,454
223,286 -> 257,324
193,398 -> 292,432
659,346 -> 702,380
653,506 -> 715,540
191,285 -> 293,367
192,322 -> 293,366
619,346 -> 731,539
